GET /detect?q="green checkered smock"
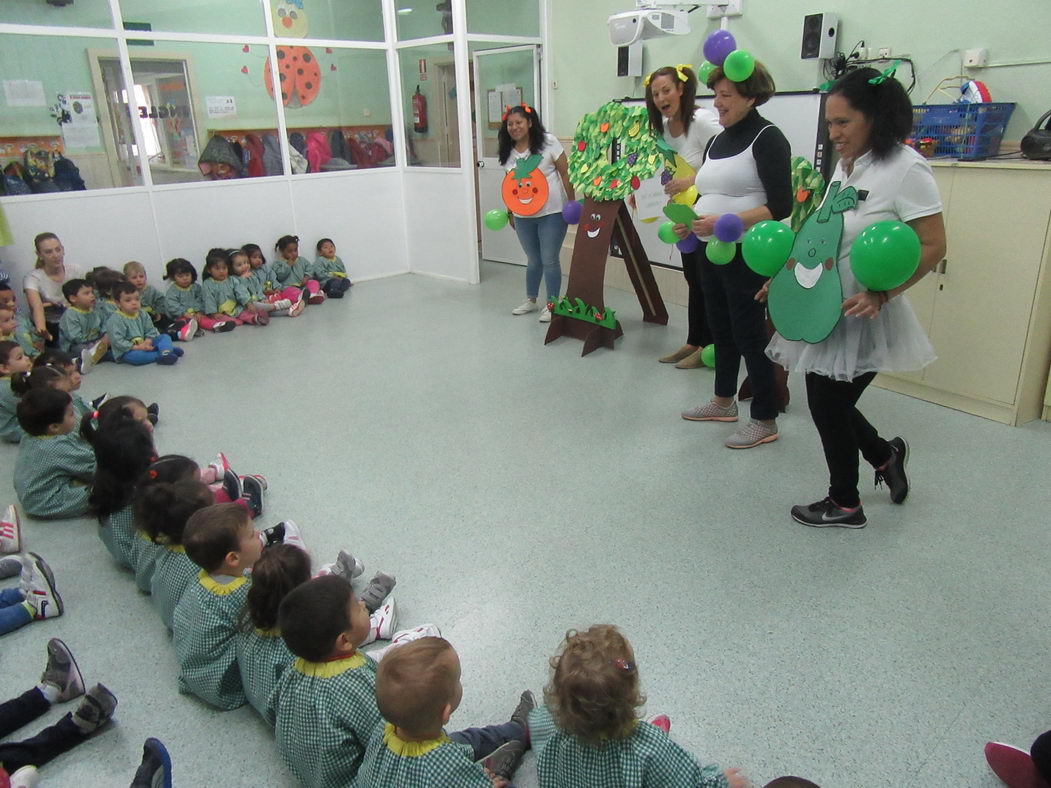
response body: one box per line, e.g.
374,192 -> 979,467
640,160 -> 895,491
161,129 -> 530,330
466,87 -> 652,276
164,283 -> 205,320
273,256 -> 312,287
71,394 -> 91,419
310,255 -> 349,284
236,627 -> 295,720
356,722 -> 491,788
14,313 -> 43,360
140,285 -> 167,318
97,503 -> 136,571
201,277 -> 244,317
270,652 -> 381,788
58,306 -> 103,353
251,263 -> 281,294
129,530 -> 163,593
14,433 -> 94,519
0,377 -> 22,443
234,276 -> 264,305
529,706 -> 730,788
173,571 -> 249,710
150,545 -> 199,630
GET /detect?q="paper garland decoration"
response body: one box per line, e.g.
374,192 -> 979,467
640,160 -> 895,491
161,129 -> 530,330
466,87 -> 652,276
568,101 -> 664,202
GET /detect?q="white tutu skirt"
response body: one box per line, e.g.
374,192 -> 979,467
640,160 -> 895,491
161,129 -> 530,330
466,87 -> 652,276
765,265 -> 936,382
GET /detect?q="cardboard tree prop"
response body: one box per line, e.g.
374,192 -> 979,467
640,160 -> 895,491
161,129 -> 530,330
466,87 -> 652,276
546,101 -> 668,356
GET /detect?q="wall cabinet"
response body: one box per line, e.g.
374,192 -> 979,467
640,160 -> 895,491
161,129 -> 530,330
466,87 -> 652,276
875,162 -> 1051,425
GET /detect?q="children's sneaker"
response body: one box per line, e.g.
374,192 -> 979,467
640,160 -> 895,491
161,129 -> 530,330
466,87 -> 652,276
262,520 -> 306,552
255,309 -> 271,326
146,403 -> 159,426
791,498 -> 867,529
271,298 -> 292,311
221,469 -> 242,502
156,352 -> 178,366
90,393 -> 109,410
681,400 -> 739,422
240,473 -> 267,492
359,572 -> 397,613
316,550 -> 364,580
208,452 -> 231,478
0,504 -> 23,554
177,318 -> 198,342
724,419 -> 779,449
482,739 -> 526,780
72,684 -> 117,733
646,714 -> 671,733
40,638 -> 85,702
240,475 -> 265,519
509,690 -> 536,736
307,291 -> 325,305
875,436 -> 909,504
8,766 -> 40,788
290,299 -> 306,318
171,347 -> 185,357
193,327 -> 205,338
362,597 -> 397,644
390,624 -> 442,646
79,346 -> 95,375
984,741 -> 1050,788
130,738 -> 173,788
22,553 -> 63,619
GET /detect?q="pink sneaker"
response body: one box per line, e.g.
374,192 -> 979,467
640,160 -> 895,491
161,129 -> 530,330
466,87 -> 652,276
985,741 -> 1051,788
177,318 -> 198,342
0,505 -> 22,554
646,714 -> 671,733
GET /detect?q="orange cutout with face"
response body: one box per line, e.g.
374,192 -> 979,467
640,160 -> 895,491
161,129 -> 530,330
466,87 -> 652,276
501,153 -> 549,216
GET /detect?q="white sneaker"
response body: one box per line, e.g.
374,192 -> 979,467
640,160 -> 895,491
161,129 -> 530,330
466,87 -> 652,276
366,624 -> 442,662
22,553 -> 63,620
538,306 -> 552,323
361,597 -> 397,645
511,299 -> 538,315
9,765 -> 40,788
272,298 -> 293,311
316,550 -> 364,580
0,504 -> 22,554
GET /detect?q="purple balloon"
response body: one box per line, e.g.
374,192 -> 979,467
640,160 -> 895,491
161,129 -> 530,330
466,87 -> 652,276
562,200 -> 582,224
703,30 -> 737,67
676,234 -> 700,254
714,213 -> 745,243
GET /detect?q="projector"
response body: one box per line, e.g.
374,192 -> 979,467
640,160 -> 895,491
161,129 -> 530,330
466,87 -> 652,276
608,9 -> 690,46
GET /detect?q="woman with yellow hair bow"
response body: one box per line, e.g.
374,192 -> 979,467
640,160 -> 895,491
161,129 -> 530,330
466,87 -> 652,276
644,65 -> 721,369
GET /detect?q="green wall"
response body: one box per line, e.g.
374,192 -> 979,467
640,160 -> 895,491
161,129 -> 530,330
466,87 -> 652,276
548,0 -> 1051,145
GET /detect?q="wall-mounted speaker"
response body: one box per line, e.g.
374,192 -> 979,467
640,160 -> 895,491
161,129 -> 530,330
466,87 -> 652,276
801,13 -> 839,60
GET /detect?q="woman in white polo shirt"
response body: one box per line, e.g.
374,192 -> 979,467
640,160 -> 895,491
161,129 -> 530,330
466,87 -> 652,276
766,67 -> 947,528
23,232 -> 84,344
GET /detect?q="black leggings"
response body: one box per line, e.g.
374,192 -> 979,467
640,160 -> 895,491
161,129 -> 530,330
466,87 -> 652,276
1033,729 -> 1051,781
680,250 -> 712,348
697,242 -> 777,421
0,688 -> 85,773
805,371 -> 893,507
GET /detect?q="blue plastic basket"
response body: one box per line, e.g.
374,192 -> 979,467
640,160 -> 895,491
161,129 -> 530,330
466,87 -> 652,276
911,102 -> 1015,159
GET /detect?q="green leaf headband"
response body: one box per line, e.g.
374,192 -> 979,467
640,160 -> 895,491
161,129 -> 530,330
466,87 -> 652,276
868,60 -> 902,85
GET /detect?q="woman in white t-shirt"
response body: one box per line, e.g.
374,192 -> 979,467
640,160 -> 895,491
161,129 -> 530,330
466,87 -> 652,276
23,232 -> 84,345
499,104 -> 574,323
645,65 -> 721,369
764,67 -> 946,528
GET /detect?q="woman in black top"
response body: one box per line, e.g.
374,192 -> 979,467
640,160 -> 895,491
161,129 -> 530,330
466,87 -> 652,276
676,62 -> 791,449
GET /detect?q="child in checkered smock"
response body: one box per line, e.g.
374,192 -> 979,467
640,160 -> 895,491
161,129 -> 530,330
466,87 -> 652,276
268,575 -> 381,788
201,249 -> 266,329
173,503 -> 262,709
13,389 -> 94,519
274,235 -> 324,305
0,341 -> 31,443
310,238 -> 352,298
242,243 -> 303,316
529,625 -> 746,788
356,637 -> 531,788
229,249 -> 296,321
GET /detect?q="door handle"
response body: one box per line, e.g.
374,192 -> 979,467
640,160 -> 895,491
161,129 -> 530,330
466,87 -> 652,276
476,160 -> 484,168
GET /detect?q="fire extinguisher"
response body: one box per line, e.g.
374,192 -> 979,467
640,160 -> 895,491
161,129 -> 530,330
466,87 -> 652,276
412,85 -> 428,134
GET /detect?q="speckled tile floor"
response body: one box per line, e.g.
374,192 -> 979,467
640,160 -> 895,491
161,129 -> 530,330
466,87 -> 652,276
1,260 -> 1048,788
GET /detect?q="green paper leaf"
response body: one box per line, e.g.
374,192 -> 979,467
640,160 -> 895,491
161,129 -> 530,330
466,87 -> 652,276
663,203 -> 698,224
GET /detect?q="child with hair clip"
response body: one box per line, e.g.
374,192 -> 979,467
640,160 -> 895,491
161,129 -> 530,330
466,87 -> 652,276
10,365 -> 92,427
33,350 -> 109,420
201,248 -> 265,328
162,258 -> 223,335
57,278 -> 110,373
0,340 -> 32,443
86,267 -> 125,322
529,625 -> 746,788
0,282 -> 45,360
243,242 -> 305,316
106,282 -> 184,366
357,637 -> 532,788
14,389 -> 95,519
274,235 -> 325,305
229,248 -> 287,321
311,238 -> 352,299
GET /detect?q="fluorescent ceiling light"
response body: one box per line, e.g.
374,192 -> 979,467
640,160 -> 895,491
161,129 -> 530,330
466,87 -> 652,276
397,7 -> 413,13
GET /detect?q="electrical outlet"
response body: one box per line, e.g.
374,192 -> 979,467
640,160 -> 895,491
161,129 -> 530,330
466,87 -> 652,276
964,47 -> 989,67
877,46 -> 892,58
706,0 -> 743,19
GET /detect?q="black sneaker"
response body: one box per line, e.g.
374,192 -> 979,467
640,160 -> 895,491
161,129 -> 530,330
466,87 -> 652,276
875,436 -> 909,504
90,393 -> 109,410
131,738 -> 173,788
222,469 -> 242,502
216,321 -> 236,333
147,403 -> 160,427
482,739 -> 526,780
791,498 -> 867,529
509,690 -> 536,745
262,522 -> 285,548
241,475 -> 264,518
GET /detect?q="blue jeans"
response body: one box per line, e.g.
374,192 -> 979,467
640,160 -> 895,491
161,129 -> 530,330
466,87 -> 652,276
514,212 -> 567,301
0,587 -> 32,636
121,334 -> 175,366
450,720 -> 524,787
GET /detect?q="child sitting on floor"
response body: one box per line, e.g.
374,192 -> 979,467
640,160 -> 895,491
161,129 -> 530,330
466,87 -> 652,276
33,350 -> 104,419
529,625 -> 746,788
201,248 -> 265,328
357,637 -> 532,788
274,235 -> 324,305
162,258 -> 218,334
86,267 -> 125,322
0,341 -> 31,443
173,503 -> 262,709
0,283 -> 44,361
105,283 -> 184,366
57,279 -> 109,373
242,243 -> 305,316
123,260 -> 186,339
230,249 -> 291,320
14,388 -> 95,519
311,238 -> 352,299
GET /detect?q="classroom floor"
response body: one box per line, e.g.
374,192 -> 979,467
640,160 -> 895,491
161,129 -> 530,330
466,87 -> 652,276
2,260 -> 1049,788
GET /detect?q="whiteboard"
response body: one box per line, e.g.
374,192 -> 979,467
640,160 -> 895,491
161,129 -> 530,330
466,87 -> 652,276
613,90 -> 829,270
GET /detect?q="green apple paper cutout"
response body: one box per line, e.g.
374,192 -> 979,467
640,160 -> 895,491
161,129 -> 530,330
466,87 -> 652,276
766,181 -> 858,343
568,102 -> 664,201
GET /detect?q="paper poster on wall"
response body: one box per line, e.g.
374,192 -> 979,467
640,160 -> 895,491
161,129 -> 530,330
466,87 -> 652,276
60,92 -> 100,149
3,79 -> 46,107
206,96 -> 237,119
487,90 -> 503,125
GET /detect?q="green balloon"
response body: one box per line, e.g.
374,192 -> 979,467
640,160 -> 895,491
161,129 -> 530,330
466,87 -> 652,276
723,50 -> 755,82
850,220 -> 921,291
658,221 -> 679,244
696,61 -> 716,84
706,240 -> 736,265
701,344 -> 716,367
484,209 -> 509,231
742,220 -> 794,277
